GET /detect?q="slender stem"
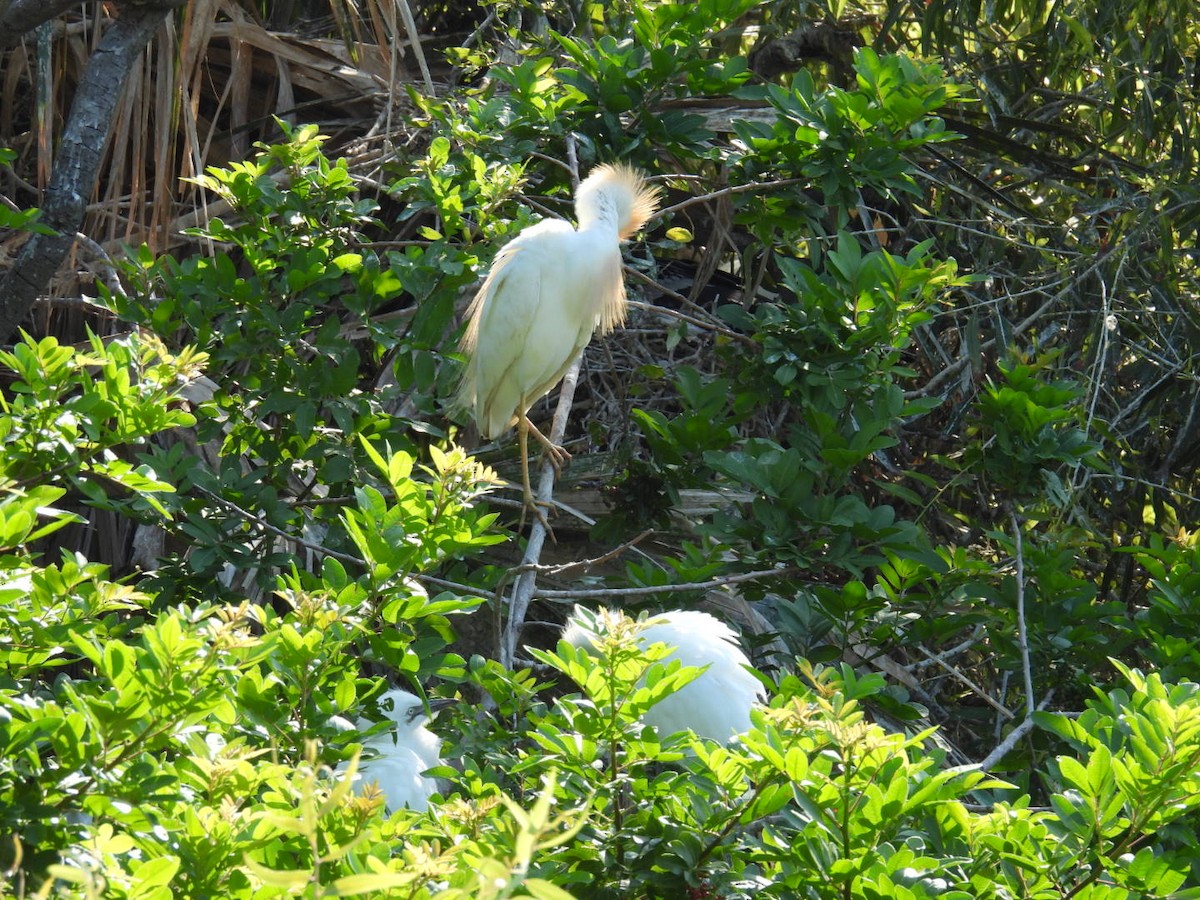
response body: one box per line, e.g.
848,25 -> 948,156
978,689 -> 1055,771
532,566 -> 800,601
653,177 -> 806,220
500,355 -> 584,668
1010,510 -> 1036,719
914,644 -> 1014,719
497,135 -> 582,668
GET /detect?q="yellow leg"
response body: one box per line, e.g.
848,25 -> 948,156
516,415 -> 552,535
517,414 -> 554,534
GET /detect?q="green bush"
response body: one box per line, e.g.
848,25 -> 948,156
4,0 -> 1200,891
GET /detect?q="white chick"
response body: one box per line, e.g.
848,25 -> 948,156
562,607 -> 764,742
350,688 -> 447,813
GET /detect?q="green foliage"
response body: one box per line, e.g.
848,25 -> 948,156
6,0 -> 1200,893
1035,661 -> 1200,894
0,332 -> 198,506
631,237 -> 964,577
0,147 -> 53,236
633,367 -> 745,463
0,326 -> 578,898
100,123 -> 489,596
969,356 -> 1102,505
732,49 -> 966,239
613,49 -> 972,579
484,616 -> 1200,898
111,122 -> 388,445
552,0 -> 757,155
4,324 -> 1200,894
397,3 -> 1200,820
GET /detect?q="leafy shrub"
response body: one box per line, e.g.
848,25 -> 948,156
4,1 -> 1200,890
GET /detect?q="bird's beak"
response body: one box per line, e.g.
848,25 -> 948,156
405,695 -> 456,725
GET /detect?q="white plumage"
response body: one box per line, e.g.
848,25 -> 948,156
562,607 -> 764,742
457,164 -> 659,510
349,689 -> 445,813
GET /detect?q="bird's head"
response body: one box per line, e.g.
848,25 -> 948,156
377,689 -> 453,729
574,163 -> 660,239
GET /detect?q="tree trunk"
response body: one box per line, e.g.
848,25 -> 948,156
0,2 -> 184,341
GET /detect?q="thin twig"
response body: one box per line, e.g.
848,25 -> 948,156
1010,510 -> 1036,719
625,287 -> 755,345
565,137 -> 579,190
978,689 -> 1056,771
513,530 -> 655,577
911,625 -> 985,670
915,643 -> 1014,719
653,178 -> 806,220
906,250 -> 1122,400
527,151 -> 574,176
193,485 -> 365,567
71,231 -> 124,297
421,574 -> 505,601
395,0 -> 433,94
461,9 -> 497,48
534,567 -> 799,600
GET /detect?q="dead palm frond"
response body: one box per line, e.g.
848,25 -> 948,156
0,0 -> 443,331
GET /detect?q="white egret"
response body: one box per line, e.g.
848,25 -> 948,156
562,606 -> 764,742
347,688 -> 448,813
457,163 -> 660,516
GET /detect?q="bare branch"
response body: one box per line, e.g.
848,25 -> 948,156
915,643 -> 1015,720
500,355 -> 584,668
1010,511 -> 1036,720
654,178 -> 806,220
533,567 -> 799,601
0,3 -> 185,340
978,690 -> 1056,772
514,530 -> 655,577
0,0 -> 79,48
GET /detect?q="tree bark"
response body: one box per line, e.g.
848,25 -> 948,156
0,2 -> 184,341
0,0 -> 79,49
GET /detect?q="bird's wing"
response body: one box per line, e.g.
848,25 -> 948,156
459,222 -> 603,438
466,242 -> 553,437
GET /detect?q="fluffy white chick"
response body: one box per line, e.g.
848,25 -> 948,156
562,607 -> 764,742
350,688 -> 447,813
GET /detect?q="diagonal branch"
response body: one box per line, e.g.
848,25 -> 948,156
0,2 -> 184,340
500,355 -> 583,668
0,0 -> 79,48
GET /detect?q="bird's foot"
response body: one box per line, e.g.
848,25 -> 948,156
519,494 -> 557,540
541,442 -> 571,475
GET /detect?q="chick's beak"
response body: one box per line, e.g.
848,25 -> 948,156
406,695 -> 456,725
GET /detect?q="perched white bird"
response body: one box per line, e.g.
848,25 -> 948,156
349,688 -> 448,813
457,163 -> 660,514
562,607 -> 764,742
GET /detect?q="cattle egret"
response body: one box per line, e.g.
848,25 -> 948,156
457,163 -> 660,517
562,607 -> 764,742
349,688 -> 448,813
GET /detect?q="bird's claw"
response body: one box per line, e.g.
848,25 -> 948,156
519,492 -> 557,539
542,443 -> 571,475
